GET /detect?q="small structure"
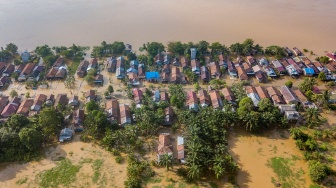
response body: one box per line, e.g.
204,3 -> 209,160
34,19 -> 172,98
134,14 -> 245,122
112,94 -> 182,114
77,60 -> 89,78
94,74 -> 104,85
280,86 -> 298,104
138,64 -> 145,79
133,88 -> 143,104
85,90 -> 96,103
46,94 -> 55,106
246,56 -> 256,65
209,90 -> 223,109
242,62 -> 254,75
119,104 -> 131,126
198,89 -> 211,107
105,99 -> 119,123
68,95 -> 79,106
227,61 -> 237,78
73,109 -> 85,132
246,86 -> 260,106
200,66 -> 209,83
177,136 -> 186,164
190,48 -> 197,60
128,72 -> 140,86
157,134 -> 173,161
292,47 -> 302,56
59,128 -> 74,142
191,60 -> 200,74
181,57 -> 190,71
278,104 -> 300,121
21,51 -> 30,63
153,90 -> 160,103
164,106 -> 174,126
161,92 -> 169,102
145,72 -> 160,82
186,91 -> 198,112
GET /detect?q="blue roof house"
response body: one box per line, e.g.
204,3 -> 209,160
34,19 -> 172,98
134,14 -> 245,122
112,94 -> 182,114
130,60 -> 139,67
21,50 -> 30,63
190,48 -> 197,60
259,58 -> 269,66
116,68 -> 125,79
146,72 -> 160,82
303,68 -> 314,77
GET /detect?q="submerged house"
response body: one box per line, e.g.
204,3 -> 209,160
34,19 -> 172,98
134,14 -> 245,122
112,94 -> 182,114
73,109 -> 85,132
119,104 -> 131,126
54,94 -> 68,109
246,56 -> 256,65
221,87 -> 236,104
236,65 -> 248,80
259,58 -> 269,66
105,99 -> 119,123
180,57 -> 190,71
177,136 -> 186,164
284,47 -> 293,56
303,68 -> 315,76
287,58 -> 302,74
292,47 -> 302,56
17,99 -> 34,116
227,61 -> 237,78
116,56 -> 125,79
145,72 -> 160,82
278,104 -> 300,121
263,66 -> 277,77
280,86 -> 298,104
242,62 -> 254,76
157,134 -> 173,161
198,89 -> 211,107
152,90 -> 160,103
191,59 -> 200,74
245,86 -> 260,106
87,58 -> 98,71
200,66 -> 209,83
138,64 -> 145,79
255,86 -> 269,100
106,57 -> 117,72
21,51 -> 30,63
171,67 -> 180,84
272,60 -> 286,75
266,86 -> 285,105
77,60 -> 89,78
133,88 -> 143,104
209,62 -> 220,79
161,92 -> 169,102
85,90 -> 96,103
164,106 -> 174,126
18,63 -> 36,81
68,95 -> 79,106
186,91 -> 198,112
30,94 -> 47,112
3,64 -> 15,77
209,90 -> 223,109
252,65 -> 266,83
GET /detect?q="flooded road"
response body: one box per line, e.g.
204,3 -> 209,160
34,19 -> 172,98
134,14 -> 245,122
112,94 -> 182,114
0,0 -> 335,54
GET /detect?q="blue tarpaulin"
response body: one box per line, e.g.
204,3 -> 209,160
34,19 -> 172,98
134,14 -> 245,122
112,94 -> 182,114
145,72 -> 159,80
304,68 -> 314,75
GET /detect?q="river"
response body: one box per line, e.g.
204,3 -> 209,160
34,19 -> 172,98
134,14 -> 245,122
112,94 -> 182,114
0,0 -> 335,55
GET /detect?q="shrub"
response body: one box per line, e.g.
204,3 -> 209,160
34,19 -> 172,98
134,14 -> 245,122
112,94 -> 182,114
308,160 -> 331,183
115,156 -> 124,164
285,81 -> 293,88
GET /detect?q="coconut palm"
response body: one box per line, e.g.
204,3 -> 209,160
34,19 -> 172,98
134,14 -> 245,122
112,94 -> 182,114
188,164 -> 202,180
159,153 -> 173,171
305,108 -> 321,128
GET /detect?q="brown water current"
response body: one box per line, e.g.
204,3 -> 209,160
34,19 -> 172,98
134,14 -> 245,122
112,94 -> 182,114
0,0 -> 335,54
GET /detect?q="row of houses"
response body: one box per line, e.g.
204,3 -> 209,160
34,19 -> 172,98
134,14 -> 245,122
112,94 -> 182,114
45,57 -> 67,80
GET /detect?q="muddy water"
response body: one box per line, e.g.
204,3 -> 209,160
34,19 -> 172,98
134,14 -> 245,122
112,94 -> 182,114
228,128 -> 311,188
0,0 -> 335,55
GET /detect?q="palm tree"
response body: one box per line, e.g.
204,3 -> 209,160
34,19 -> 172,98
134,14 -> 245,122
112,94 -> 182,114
188,164 -> 202,180
159,153 -> 173,171
305,108 -> 321,128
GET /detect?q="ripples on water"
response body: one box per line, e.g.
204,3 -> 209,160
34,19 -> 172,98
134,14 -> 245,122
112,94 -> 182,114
0,0 -> 335,54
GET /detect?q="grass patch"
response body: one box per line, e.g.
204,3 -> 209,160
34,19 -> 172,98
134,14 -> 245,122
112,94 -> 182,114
267,157 -> 292,182
37,159 -> 81,188
165,183 -> 176,188
16,177 -> 28,185
148,177 -> 162,183
92,159 -> 104,183
178,182 -> 187,188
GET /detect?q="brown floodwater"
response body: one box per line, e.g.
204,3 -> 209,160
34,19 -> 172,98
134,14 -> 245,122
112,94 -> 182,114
0,0 -> 335,55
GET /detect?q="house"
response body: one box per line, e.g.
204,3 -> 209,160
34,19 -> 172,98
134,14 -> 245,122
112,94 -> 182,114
287,58 -> 302,74
187,91 -> 198,111
138,65 -> 145,79
326,51 -> 336,62
161,92 -> 169,102
54,94 -> 68,109
280,59 -> 290,67
221,87 -> 236,104
263,66 -> 277,77
128,72 -> 140,86
21,51 -> 30,63
181,74 -> 187,84
312,61 -> 325,73
272,60 -> 286,75
15,64 -> 25,74
119,104 -> 131,126
198,89 -> 211,107
127,67 -> 138,74
87,58 -> 98,71
31,94 -> 47,111
0,62 -> 6,75
105,99 -> 119,123
153,90 -> 160,102
246,86 -> 260,106
246,56 -> 256,65
94,74 -> 104,84
161,72 -> 169,83
236,65 -> 248,80
133,88 -> 143,104
180,57 -> 190,71
46,67 -> 58,79
130,60 -> 139,67
155,52 -> 164,65
17,99 -> 34,115
157,134 -> 173,161
209,62 -> 220,78
116,57 -> 125,79
280,86 -> 298,104
191,60 -> 200,74
3,64 -> 15,76
0,96 -> 9,114
218,55 -> 227,68
292,47 -> 302,56
200,66 -> 209,83
252,65 -> 266,83
259,58 -> 269,66
18,63 -> 36,81
209,90 -> 223,109
164,106 -> 174,126
292,89 -> 316,108
255,86 -> 269,99
53,57 -> 64,68
54,67 -> 67,79
171,67 -> 180,84
266,86 -> 284,105
1,103 -> 19,118
125,44 -> 132,52
293,57 -> 306,69
177,136 -> 186,164
0,76 -> 10,88
145,72 -> 160,82
190,48 -> 197,60
227,61 -> 237,78
303,68 -> 315,76
284,47 -> 293,56
73,109 -> 85,132
164,53 -> 172,64
286,65 -> 299,76
172,58 -> 180,66
162,64 -> 170,74
68,95 -> 79,106
85,90 -> 96,102
77,60 -> 89,77
29,65 -> 44,81
46,94 -> 55,106
106,57 -> 117,72
325,62 -> 336,73
242,62 -> 254,75
278,104 -> 300,120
